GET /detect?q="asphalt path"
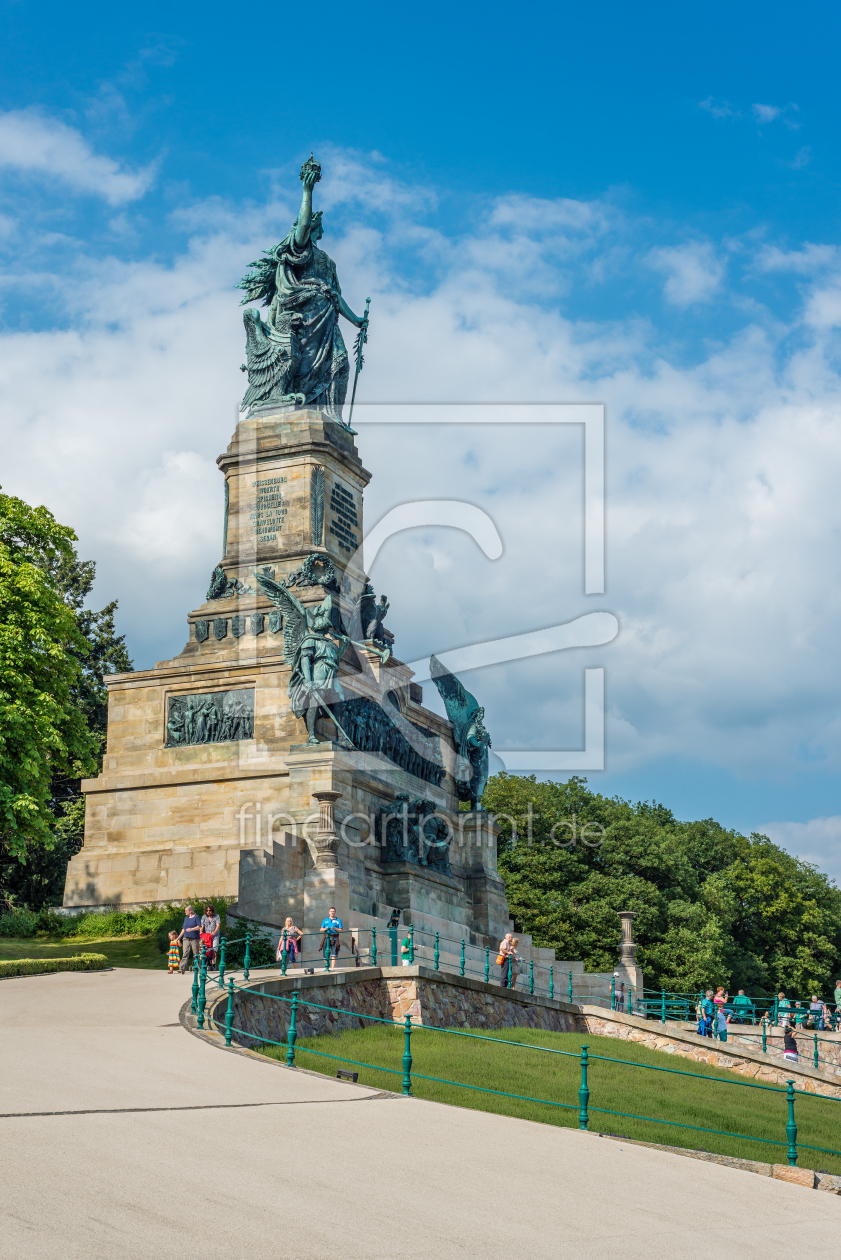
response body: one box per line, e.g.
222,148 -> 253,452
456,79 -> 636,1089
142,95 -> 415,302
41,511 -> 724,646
1,968 -> 837,1258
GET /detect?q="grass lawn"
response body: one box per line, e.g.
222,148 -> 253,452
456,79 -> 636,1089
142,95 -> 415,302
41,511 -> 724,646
0,935 -> 166,969
261,1025 -> 841,1174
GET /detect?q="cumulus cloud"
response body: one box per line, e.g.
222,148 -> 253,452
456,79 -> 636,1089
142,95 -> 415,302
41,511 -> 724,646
752,103 -> 781,124
645,241 -> 724,305
0,110 -> 155,204
4,146 -> 841,812
758,818 -> 841,884
699,97 -> 739,119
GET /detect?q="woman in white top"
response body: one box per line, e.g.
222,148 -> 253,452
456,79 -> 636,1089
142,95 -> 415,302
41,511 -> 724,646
277,917 -> 303,968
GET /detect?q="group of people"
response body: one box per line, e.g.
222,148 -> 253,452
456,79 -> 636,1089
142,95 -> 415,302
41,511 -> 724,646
167,905 -> 221,973
274,909 -> 346,969
696,982 -> 841,1062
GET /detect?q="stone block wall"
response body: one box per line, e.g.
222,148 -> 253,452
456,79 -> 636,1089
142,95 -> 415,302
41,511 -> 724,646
209,964 -> 841,1101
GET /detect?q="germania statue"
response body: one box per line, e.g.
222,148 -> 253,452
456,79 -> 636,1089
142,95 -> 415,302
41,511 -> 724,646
237,155 -> 369,426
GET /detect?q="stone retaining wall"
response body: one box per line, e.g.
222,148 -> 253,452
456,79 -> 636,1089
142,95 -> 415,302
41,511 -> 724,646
208,964 -> 841,1099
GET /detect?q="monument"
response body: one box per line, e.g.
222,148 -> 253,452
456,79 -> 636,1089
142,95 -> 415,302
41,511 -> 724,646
62,157 -> 638,996
63,155 -> 512,966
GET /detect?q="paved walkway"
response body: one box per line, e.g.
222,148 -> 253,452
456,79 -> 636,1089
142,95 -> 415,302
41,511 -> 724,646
1,968 -> 837,1259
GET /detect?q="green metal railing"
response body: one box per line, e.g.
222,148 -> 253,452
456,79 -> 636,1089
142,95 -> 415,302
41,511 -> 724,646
204,975 -> 841,1171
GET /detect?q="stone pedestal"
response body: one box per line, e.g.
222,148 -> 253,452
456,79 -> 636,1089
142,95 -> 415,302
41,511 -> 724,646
615,909 -> 645,993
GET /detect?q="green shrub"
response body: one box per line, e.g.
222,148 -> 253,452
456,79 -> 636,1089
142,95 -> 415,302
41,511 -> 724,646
0,953 -> 109,978
0,898 -> 233,952
222,917 -> 276,969
0,908 -> 40,938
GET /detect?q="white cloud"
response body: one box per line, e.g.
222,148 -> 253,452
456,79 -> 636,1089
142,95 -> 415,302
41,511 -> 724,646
0,110 -> 154,204
752,103 -> 781,124
757,818 -> 841,884
646,241 -> 724,305
5,149 -> 841,801
699,97 -> 739,120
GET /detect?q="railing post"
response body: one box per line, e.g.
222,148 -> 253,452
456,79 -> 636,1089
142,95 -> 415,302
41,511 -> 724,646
225,978 -> 234,1046
568,970 -> 573,1003
529,960 -> 534,995
244,930 -> 251,981
661,988 -> 666,1025
434,932 -> 440,971
409,925 -> 415,964
390,923 -> 397,967
773,996 -> 779,1026
762,1016 -> 767,1054
550,966 -> 554,1001
218,937 -> 226,988
280,929 -> 288,975
286,992 -> 298,1067
460,940 -> 465,977
324,932 -> 331,971
611,975 -> 615,1011
484,947 -> 489,984
814,1034 -> 819,1069
785,1080 -> 798,1166
191,953 -> 199,1014
197,945 -> 207,1029
402,1015 -> 413,1096
371,927 -> 377,966
578,1045 -> 590,1130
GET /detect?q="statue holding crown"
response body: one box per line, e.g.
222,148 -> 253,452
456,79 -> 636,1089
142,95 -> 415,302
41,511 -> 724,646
238,156 -> 369,426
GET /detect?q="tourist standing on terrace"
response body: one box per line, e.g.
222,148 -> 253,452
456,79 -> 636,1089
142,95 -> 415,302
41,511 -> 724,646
202,905 -> 221,969
277,917 -> 302,969
731,990 -> 752,1023
320,907 -> 342,970
178,905 -> 202,972
497,933 -> 520,989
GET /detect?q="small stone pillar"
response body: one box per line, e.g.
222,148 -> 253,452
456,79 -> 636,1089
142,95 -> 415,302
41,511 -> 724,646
311,790 -> 342,868
616,909 -> 644,997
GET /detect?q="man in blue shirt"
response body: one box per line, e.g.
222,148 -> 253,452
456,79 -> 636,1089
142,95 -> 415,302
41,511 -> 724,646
178,904 -> 202,973
320,907 -> 343,970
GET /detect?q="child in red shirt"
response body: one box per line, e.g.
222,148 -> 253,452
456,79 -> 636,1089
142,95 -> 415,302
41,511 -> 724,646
200,931 -> 215,968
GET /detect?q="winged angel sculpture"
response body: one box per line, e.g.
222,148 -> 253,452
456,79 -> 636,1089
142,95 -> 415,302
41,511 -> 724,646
429,655 -> 492,810
255,571 -> 355,746
237,155 -> 368,425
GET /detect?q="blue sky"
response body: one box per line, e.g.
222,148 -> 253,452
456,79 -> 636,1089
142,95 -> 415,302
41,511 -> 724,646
3,1 -> 841,877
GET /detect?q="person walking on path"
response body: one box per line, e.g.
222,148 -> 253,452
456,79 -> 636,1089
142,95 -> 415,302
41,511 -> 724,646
777,991 -> 791,1025
178,905 -> 202,973
834,979 -> 841,1025
166,931 -> 181,973
276,918 -> 302,968
320,907 -> 342,970
401,933 -> 412,966
808,995 -> 824,1030
201,905 -> 221,969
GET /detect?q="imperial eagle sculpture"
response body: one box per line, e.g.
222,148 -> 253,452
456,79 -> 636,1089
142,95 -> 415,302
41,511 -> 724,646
237,155 -> 369,426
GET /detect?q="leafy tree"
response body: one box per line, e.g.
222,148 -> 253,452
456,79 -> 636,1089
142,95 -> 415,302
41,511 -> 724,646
0,490 -> 131,910
484,773 -> 841,999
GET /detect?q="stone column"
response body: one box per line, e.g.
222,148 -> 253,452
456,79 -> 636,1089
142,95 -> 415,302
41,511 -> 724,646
616,909 -> 644,999
311,790 -> 342,869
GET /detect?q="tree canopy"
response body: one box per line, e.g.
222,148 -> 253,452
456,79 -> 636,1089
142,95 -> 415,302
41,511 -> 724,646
0,490 -> 131,909
484,773 -> 841,998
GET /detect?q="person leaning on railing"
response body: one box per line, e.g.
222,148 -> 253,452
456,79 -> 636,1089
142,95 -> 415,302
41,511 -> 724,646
496,933 -> 521,989
731,990 -> 753,1024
